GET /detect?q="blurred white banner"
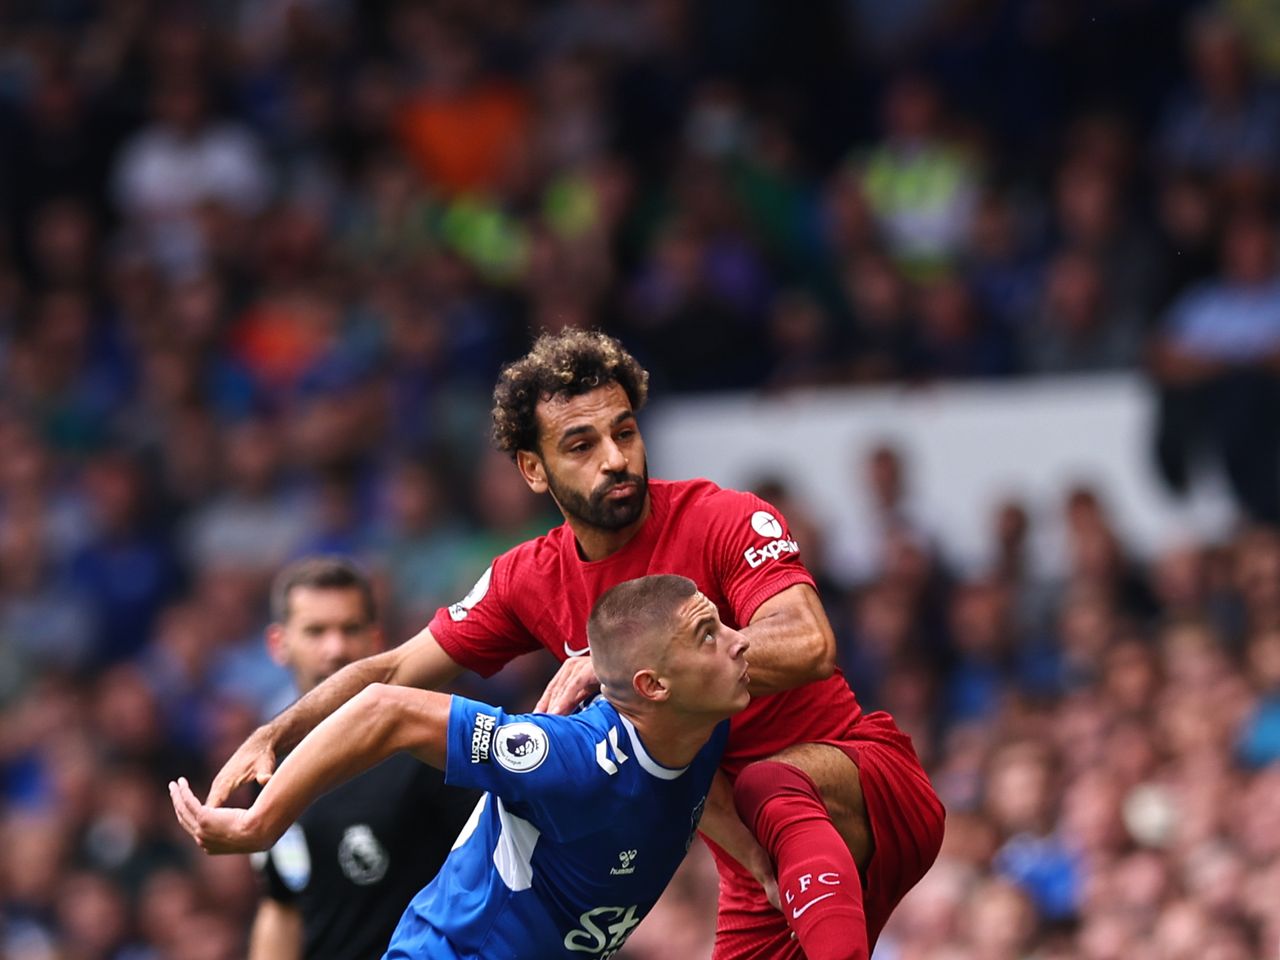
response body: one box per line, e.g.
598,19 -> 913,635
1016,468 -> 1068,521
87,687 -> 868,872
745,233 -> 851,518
646,373 -> 1238,584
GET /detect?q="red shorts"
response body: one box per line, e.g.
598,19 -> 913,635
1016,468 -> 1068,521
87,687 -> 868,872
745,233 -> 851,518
708,712 -> 945,960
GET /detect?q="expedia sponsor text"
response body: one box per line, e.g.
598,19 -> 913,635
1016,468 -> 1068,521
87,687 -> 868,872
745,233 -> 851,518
743,538 -> 800,568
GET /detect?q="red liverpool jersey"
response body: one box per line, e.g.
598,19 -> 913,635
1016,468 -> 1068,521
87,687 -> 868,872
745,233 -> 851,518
428,478 -> 865,777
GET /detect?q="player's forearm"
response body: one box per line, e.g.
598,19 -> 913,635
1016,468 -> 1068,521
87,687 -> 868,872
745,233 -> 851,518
175,687 -> 451,853
264,627 -> 463,756
742,584 -> 836,694
206,632 -> 462,807
250,684 -> 420,842
265,649 -> 406,755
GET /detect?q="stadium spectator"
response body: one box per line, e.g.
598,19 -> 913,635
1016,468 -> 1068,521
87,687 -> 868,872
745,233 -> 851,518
70,451 -> 183,665
1151,210 -> 1280,526
1020,249 -> 1144,375
182,417 -> 317,578
112,71 -> 270,274
1159,9 -> 1280,179
1048,155 -> 1158,324
856,73 -> 980,274
841,251 -> 919,384
368,456 -> 475,634
912,273 -> 1016,379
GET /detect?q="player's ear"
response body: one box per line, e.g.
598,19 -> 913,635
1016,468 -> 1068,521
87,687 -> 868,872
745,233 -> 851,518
516,450 -> 548,494
633,669 -> 669,703
265,624 -> 290,667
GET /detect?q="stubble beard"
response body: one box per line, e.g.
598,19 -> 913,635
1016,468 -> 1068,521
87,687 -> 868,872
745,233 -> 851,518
546,463 -> 650,532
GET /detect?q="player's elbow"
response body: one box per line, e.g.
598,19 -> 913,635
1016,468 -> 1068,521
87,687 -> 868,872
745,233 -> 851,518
804,633 -> 837,682
356,683 -> 450,761
754,585 -> 837,683
790,607 -> 837,681
350,682 -> 404,745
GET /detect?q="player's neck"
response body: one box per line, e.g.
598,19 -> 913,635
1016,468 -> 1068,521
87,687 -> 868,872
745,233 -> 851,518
567,497 -> 652,562
619,706 -> 718,770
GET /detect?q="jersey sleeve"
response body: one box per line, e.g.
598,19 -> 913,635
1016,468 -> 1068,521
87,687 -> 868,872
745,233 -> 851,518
427,556 -> 543,677
443,696 -> 608,842
703,489 -> 816,625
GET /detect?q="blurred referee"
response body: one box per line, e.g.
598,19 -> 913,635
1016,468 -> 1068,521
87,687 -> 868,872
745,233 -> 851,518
248,557 -> 478,960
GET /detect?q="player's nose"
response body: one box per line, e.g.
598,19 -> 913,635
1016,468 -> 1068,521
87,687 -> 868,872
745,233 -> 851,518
600,437 -> 627,471
731,633 -> 749,659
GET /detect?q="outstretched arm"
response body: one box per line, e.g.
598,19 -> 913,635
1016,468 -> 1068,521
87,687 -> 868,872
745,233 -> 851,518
740,583 -> 836,695
536,583 -> 836,715
206,626 -> 464,806
174,683 -> 451,853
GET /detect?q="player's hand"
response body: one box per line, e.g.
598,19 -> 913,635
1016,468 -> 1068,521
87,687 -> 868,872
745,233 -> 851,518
206,726 -> 277,808
536,655 -> 600,714
169,777 -> 271,854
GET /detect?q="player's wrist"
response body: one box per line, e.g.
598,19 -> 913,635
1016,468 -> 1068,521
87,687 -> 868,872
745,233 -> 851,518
241,798 -> 283,850
258,717 -> 290,757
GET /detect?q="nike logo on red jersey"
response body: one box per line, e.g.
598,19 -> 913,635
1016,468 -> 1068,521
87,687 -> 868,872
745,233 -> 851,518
791,892 -> 835,919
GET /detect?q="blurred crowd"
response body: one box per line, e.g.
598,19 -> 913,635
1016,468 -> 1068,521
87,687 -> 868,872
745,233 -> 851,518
3,0 -> 1280,957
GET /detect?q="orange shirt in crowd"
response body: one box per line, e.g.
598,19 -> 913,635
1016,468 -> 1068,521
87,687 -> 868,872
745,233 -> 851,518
396,82 -> 529,195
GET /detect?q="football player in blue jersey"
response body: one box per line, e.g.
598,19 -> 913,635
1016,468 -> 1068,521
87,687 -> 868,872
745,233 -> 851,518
170,574 -> 772,959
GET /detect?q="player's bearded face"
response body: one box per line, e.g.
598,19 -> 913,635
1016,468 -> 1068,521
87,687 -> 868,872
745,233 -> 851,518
546,461 -> 649,531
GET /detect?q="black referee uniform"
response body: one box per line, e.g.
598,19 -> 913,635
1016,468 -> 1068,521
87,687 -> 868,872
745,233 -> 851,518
255,752 -> 479,959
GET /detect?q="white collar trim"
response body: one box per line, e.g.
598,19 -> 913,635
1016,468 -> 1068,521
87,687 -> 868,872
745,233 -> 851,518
617,712 -> 688,780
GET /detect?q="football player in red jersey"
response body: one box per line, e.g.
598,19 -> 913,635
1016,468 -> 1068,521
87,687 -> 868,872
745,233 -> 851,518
209,330 -> 944,960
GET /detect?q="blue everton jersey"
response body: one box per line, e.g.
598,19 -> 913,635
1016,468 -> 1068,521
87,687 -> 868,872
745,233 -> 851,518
383,696 -> 728,960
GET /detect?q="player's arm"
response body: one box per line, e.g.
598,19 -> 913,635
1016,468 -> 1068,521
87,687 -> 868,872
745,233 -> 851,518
248,900 -> 302,960
173,683 -> 452,853
709,489 -> 835,694
536,582 -> 837,713
206,625 -> 464,806
739,582 -> 836,694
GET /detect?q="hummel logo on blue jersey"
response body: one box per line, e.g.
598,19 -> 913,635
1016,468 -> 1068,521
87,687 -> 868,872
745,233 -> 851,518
609,849 -> 638,876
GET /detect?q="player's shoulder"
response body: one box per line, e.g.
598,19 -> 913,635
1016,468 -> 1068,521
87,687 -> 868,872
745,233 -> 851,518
544,696 -> 620,742
492,521 -> 574,572
545,699 -> 629,764
475,524 -> 575,606
495,698 -> 617,752
489,702 -> 622,793
656,477 -> 774,524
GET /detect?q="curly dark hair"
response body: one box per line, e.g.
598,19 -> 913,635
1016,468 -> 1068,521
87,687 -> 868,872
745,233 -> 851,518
491,330 -> 650,456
